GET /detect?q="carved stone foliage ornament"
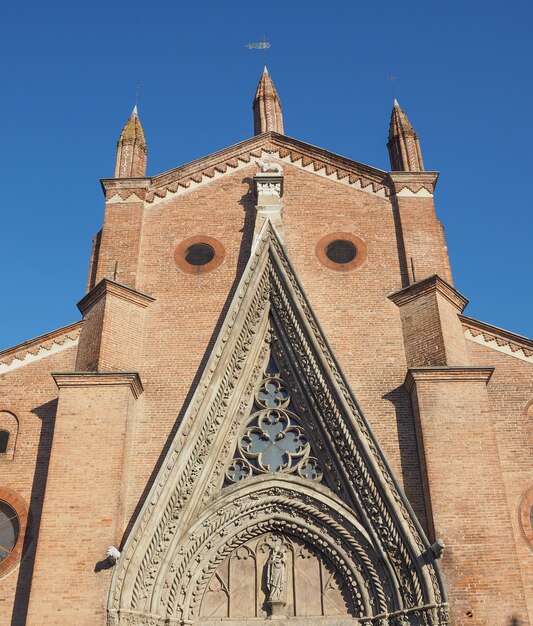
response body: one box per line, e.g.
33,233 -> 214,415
107,222 -> 449,626
226,374 -> 323,485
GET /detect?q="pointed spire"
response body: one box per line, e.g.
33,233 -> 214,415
114,106 -> 147,178
387,100 -> 424,172
253,66 -> 284,135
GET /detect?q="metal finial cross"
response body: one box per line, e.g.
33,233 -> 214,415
245,35 -> 271,50
246,36 -> 271,64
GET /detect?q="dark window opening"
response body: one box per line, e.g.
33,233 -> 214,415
0,431 -> 8,454
325,240 -> 357,264
184,243 -> 215,266
0,501 -> 19,562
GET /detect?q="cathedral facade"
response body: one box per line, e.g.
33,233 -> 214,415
0,69 -> 531,626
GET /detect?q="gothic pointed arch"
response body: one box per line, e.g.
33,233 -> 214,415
108,222 -> 448,625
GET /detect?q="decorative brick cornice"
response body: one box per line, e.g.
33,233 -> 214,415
388,274 -> 468,312
404,366 -> 494,393
0,322 -> 82,374
77,279 -> 155,315
52,371 -> 144,399
144,133 -> 391,203
101,178 -> 151,191
460,315 -> 533,363
387,171 -> 439,197
101,177 -> 151,202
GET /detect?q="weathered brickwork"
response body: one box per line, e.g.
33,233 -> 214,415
0,72 -> 530,626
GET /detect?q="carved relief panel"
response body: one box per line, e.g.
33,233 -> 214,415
199,532 -> 353,619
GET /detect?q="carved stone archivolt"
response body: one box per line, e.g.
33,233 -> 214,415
107,221 -> 448,626
157,482 -> 387,621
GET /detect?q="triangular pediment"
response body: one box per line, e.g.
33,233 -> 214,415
108,222 -> 448,626
145,133 -> 391,204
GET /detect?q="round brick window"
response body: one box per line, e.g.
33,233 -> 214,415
175,236 -> 225,274
0,502 -> 19,561
184,243 -> 215,266
316,232 -> 367,271
0,488 -> 28,577
519,485 -> 533,551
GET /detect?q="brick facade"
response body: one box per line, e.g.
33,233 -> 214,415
0,72 -> 530,626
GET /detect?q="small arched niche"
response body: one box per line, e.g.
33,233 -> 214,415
199,532 -> 354,620
0,411 -> 19,461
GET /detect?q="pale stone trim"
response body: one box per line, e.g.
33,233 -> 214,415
276,151 -> 388,197
464,328 -> 533,364
387,171 -> 439,197
394,187 -> 433,197
149,157 -> 256,204
106,193 -> 144,204
0,336 -> 79,374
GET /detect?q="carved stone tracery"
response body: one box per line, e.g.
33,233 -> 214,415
226,373 -> 323,485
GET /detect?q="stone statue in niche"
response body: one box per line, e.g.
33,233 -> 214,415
267,545 -> 286,601
264,536 -> 288,618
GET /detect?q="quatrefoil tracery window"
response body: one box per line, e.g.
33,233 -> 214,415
226,375 -> 322,484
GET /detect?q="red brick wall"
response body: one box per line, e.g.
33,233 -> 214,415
408,369 -> 529,625
25,375 -> 140,625
466,340 -> 533,623
0,344 -> 78,625
2,146 -> 530,625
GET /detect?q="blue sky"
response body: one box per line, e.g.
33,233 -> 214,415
1,0 -> 531,350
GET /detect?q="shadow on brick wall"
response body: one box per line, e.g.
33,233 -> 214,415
382,386 -> 430,537
390,196 -> 410,288
10,398 -> 58,626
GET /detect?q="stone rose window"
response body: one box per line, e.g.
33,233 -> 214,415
226,374 -> 322,484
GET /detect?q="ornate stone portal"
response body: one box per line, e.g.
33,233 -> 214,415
107,222 -> 448,626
